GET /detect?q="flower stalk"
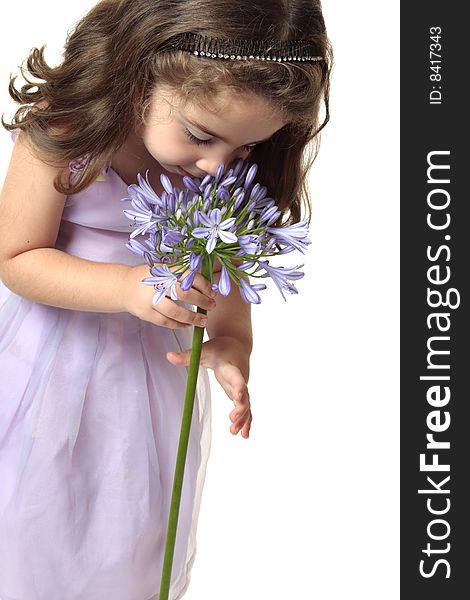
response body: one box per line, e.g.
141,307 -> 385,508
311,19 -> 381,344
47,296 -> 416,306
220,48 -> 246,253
159,253 -> 213,600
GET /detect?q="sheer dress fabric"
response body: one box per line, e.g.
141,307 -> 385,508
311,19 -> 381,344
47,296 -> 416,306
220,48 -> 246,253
0,131 -> 212,600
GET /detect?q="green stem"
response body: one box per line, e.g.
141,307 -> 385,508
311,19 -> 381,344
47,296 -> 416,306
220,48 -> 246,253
159,253 -> 214,600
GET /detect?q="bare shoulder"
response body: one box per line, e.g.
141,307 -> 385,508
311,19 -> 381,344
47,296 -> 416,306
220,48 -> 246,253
0,130 -> 68,263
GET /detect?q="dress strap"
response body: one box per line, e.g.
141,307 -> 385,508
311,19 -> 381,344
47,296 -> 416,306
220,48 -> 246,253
69,155 -> 110,183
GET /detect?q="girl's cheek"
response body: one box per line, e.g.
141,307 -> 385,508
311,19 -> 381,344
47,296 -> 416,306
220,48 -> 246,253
144,142 -> 180,164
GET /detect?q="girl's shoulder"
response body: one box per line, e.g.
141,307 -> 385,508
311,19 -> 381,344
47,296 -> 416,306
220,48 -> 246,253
10,128 -> 110,186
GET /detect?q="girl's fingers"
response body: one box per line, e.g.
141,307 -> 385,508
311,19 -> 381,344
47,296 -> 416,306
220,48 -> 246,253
240,413 -> 252,438
230,407 -> 252,437
220,365 -> 251,436
230,404 -> 250,423
218,364 -> 248,403
214,375 -> 235,400
154,298 -> 208,327
153,316 -> 190,329
176,286 -> 216,311
169,270 -> 217,310
165,343 -> 252,438
192,272 -> 218,298
166,349 -> 191,365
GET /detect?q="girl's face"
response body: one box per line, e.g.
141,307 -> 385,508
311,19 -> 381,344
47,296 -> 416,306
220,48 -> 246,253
140,84 -> 286,178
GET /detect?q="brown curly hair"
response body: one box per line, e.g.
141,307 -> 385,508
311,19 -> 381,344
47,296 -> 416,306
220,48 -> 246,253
2,0 -> 333,224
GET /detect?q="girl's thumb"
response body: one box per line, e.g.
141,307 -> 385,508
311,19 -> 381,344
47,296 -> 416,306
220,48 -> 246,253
166,349 -> 191,365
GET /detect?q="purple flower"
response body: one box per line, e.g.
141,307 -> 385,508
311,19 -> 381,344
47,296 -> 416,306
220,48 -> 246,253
237,260 -> 256,272
182,176 -> 201,194
160,227 -> 186,252
238,234 -> 264,254
202,184 -> 212,201
161,190 -> 176,215
216,187 -> 231,203
133,172 -> 163,208
179,252 -> 203,291
192,208 -> 238,254
260,205 -> 281,226
231,158 -> 244,177
123,206 -> 160,239
255,197 -> 275,211
191,209 -> 201,227
180,269 -> 196,291
233,190 -> 246,211
214,163 -> 225,184
266,220 -> 311,253
238,279 -> 266,304
123,158 -> 311,305
257,261 -> 305,301
142,264 -> 180,304
160,173 -> 174,195
219,265 -> 231,296
244,163 -> 258,188
219,175 -> 237,188
250,183 -> 267,203
199,173 -> 211,187
125,238 -> 159,267
189,252 -> 202,272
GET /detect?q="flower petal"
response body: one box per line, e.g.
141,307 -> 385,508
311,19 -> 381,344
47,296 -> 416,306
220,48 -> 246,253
215,163 -> 225,184
160,173 -> 173,195
192,227 -> 210,239
199,173 -> 211,188
218,230 -> 238,244
219,265 -> 231,296
198,212 -> 213,227
244,163 -> 258,188
189,252 -> 202,271
182,176 -> 201,194
237,260 -> 256,271
210,208 -> 222,225
219,216 -> 236,230
206,231 -> 217,254
239,279 -> 262,304
152,286 -> 169,305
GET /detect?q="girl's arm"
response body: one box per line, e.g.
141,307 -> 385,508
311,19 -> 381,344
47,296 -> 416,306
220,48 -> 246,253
206,267 -> 253,379
0,132 -> 213,327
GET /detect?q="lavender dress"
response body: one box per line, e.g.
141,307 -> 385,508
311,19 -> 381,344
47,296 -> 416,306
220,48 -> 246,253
0,132 -> 212,600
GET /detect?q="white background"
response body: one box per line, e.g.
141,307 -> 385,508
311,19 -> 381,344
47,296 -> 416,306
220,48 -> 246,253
0,1 -> 399,599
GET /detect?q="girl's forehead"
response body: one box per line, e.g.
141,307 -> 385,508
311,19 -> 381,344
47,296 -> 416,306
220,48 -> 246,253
153,83 -> 286,133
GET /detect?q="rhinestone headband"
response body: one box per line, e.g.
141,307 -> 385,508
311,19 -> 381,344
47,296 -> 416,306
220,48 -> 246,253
166,32 -> 323,63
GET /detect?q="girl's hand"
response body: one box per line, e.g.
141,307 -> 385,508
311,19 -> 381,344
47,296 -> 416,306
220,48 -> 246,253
122,264 -> 217,329
167,336 -> 252,438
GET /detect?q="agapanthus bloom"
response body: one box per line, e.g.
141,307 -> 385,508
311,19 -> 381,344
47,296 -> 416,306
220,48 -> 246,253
141,264 -> 181,304
192,208 -> 238,253
122,158 -> 313,600
122,159 -> 311,304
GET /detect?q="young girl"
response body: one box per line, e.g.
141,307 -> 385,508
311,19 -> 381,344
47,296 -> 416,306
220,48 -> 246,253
0,0 -> 331,598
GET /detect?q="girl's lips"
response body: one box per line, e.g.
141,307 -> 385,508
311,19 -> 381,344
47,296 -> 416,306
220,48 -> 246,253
177,166 -> 193,177
177,166 -> 203,178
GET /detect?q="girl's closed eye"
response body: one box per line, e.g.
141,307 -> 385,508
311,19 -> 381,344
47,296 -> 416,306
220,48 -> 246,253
183,128 -> 257,152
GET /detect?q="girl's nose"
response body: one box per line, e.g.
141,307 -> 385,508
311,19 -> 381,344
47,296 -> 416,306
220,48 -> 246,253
196,148 -> 249,177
